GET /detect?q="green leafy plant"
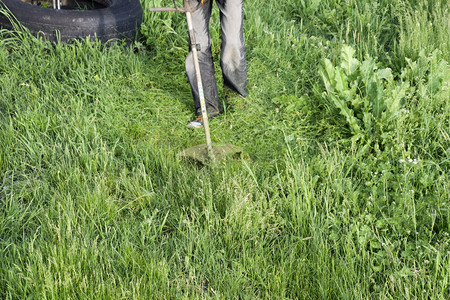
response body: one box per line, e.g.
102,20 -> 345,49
319,45 -> 411,144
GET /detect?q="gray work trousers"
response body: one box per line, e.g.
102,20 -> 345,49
186,0 -> 248,117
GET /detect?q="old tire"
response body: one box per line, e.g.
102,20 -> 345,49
0,0 -> 143,43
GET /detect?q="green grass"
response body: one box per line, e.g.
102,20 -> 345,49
1,0 -> 449,298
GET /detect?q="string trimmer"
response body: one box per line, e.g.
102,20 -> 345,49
149,0 -> 243,165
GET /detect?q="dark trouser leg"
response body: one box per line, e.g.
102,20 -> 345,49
185,0 -> 221,117
217,0 -> 248,97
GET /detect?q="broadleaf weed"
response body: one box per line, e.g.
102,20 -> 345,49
319,45 -> 447,148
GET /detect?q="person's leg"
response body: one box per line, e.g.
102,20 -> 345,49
216,0 -> 248,97
185,0 -> 221,118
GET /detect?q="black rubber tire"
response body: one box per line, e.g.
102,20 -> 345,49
0,0 -> 143,43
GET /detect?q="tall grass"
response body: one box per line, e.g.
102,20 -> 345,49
0,0 -> 449,298
396,0 -> 449,61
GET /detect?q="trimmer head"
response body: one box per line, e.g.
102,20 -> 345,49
179,143 -> 243,165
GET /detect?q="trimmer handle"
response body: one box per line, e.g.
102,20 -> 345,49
149,0 -> 202,13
